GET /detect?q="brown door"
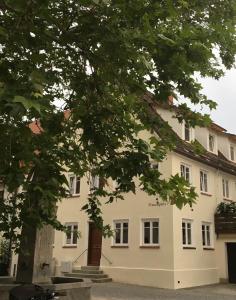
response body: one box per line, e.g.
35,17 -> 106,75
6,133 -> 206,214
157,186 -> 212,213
227,243 -> 236,283
87,222 -> 102,266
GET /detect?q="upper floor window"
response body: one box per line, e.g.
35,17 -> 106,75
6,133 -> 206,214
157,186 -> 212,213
180,164 -> 191,183
69,174 -> 80,196
230,145 -> 235,161
182,219 -> 193,246
142,219 -> 159,245
200,170 -> 208,193
89,175 -> 100,192
209,134 -> 215,152
202,222 -> 212,247
65,223 -> 78,246
222,178 -> 230,199
183,122 -> 194,142
114,220 -> 129,245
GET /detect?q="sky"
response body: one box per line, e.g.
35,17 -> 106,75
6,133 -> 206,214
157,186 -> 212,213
199,69 -> 236,134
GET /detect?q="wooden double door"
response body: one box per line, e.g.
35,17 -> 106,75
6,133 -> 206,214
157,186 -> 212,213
227,243 -> 236,283
87,222 -> 102,266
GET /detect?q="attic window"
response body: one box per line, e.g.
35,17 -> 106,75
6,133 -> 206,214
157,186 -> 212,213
185,123 -> 190,142
209,134 -> 215,152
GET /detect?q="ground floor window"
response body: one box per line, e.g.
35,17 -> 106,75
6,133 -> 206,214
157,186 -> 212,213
65,223 -> 78,246
182,219 -> 193,246
202,222 -> 212,247
113,220 -> 129,245
142,219 -> 159,245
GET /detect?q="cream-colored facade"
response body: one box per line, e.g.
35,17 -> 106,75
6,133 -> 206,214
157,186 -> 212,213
52,106 -> 236,289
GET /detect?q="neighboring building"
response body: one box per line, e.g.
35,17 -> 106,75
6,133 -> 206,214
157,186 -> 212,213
10,97 -> 236,288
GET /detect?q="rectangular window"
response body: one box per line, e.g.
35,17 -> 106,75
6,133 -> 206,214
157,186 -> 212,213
65,223 -> 78,245
184,123 -> 191,142
89,175 -> 100,192
180,164 -> 191,183
222,178 -> 230,198
230,145 -> 235,161
114,220 -> 129,245
142,219 -> 159,245
202,222 -> 211,247
68,174 -> 80,195
209,134 -> 215,152
200,170 -> 208,193
182,219 -> 192,246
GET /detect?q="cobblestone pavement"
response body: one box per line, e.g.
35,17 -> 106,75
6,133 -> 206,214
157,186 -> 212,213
91,282 -> 236,300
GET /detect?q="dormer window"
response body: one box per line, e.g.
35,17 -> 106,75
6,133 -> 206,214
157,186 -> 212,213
183,122 -> 194,142
230,145 -> 235,161
209,134 -> 215,152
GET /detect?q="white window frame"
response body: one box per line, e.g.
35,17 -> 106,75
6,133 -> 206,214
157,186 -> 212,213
89,174 -> 100,193
68,174 -> 80,196
208,134 -> 215,152
230,145 -> 235,161
141,218 -> 159,246
182,122 -> 194,142
180,163 -> 191,183
222,178 -> 230,199
113,220 -> 129,246
64,223 -> 78,246
200,170 -> 208,193
182,219 -> 193,246
202,222 -> 212,248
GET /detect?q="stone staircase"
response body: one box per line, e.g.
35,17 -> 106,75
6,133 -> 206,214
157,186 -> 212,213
64,266 -> 112,283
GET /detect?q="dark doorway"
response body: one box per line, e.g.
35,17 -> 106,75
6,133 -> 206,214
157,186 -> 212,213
87,222 -> 102,266
227,243 -> 236,283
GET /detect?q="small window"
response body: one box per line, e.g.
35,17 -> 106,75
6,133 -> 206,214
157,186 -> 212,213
69,174 -> 80,195
114,220 -> 129,245
180,164 -> 191,183
184,123 -> 191,142
209,134 -> 215,152
65,223 -> 78,246
202,222 -> 212,247
89,175 -> 100,192
230,145 -> 235,161
222,178 -> 230,199
142,219 -> 159,245
182,219 -> 193,246
200,170 -> 208,193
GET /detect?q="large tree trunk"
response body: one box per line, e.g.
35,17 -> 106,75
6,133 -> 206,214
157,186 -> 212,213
16,224 -> 54,284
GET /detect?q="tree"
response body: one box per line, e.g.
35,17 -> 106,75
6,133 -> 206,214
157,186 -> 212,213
0,0 -> 236,244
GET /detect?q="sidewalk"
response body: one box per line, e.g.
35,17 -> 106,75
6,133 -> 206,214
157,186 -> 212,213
91,282 -> 236,300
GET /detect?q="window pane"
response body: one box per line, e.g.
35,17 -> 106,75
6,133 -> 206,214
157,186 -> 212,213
206,226 -> 210,246
152,227 -> 159,244
182,222 -> 186,245
187,224 -> 191,245
115,223 -> 121,229
72,225 -> 78,244
123,222 -> 128,228
202,225 -> 206,246
66,226 -> 72,244
144,222 -> 150,228
69,176 -> 75,194
153,222 -> 158,228
115,228 -> 121,244
76,178 -> 80,194
144,227 -> 150,244
123,228 -> 128,244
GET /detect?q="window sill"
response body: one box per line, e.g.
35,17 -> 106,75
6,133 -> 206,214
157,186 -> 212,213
111,245 -> 129,248
67,194 -> 80,198
62,245 -> 77,248
183,246 -> 196,250
223,198 -> 233,202
203,247 -> 215,251
140,245 -> 160,249
200,192 -> 212,197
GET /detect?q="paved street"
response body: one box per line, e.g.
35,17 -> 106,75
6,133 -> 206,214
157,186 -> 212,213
91,282 -> 236,300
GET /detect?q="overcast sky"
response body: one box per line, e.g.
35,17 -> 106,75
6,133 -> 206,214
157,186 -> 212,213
199,69 -> 236,134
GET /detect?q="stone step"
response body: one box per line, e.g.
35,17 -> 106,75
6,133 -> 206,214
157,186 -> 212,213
65,273 -> 108,279
92,277 -> 112,283
81,266 -> 100,271
72,269 -> 103,274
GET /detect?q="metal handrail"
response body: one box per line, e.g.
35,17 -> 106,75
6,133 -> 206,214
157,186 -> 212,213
73,248 -> 88,264
101,252 -> 112,265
